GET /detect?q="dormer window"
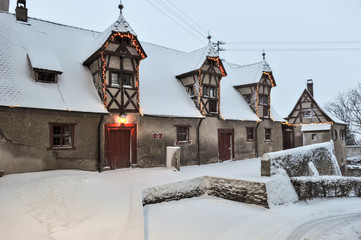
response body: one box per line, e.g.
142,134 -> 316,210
35,70 -> 57,83
186,85 -> 195,96
203,86 -> 209,97
209,87 -> 216,98
28,49 -> 62,83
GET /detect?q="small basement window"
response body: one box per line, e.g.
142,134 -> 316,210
176,126 -> 190,144
48,123 -> 76,150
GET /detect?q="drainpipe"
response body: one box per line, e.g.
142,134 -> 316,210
197,118 -> 204,166
97,115 -> 105,173
255,122 -> 261,158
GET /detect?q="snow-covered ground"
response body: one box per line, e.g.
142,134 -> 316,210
0,158 -> 360,240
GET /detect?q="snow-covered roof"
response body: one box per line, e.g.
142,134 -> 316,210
85,13 -> 138,62
220,77 -> 260,121
270,106 -> 286,122
27,48 -> 63,73
0,12 -> 107,113
139,43 -> 204,118
225,60 -> 272,87
301,123 -> 332,132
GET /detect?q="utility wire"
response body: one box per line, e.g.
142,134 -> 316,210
146,0 -> 206,44
226,41 -> 361,45
154,0 -> 208,39
225,48 -> 361,52
164,0 -> 209,35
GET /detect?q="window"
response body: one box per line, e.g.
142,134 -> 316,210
341,130 -> 346,141
209,87 -> 216,98
301,109 -> 313,119
246,128 -> 255,141
244,94 -> 252,105
122,73 -> 132,87
203,86 -> 209,96
334,130 -> 338,141
259,95 -> 269,105
209,100 -> 218,113
312,134 -> 317,142
111,73 -> 120,87
48,123 -> 76,150
187,85 -> 194,96
176,126 -> 190,144
35,70 -> 57,83
265,128 -> 272,141
263,106 -> 270,118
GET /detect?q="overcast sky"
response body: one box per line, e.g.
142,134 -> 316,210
8,0 -> 361,117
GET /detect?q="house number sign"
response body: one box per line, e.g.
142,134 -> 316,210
153,134 -> 163,139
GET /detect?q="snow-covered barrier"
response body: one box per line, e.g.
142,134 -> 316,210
143,176 -> 269,208
261,141 -> 341,177
291,176 -> 361,200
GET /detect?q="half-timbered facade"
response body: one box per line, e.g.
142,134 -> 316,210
285,80 -> 347,173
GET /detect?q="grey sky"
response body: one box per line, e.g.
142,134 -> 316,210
8,0 -> 361,117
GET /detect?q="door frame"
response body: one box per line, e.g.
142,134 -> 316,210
218,128 -> 235,161
105,123 -> 137,168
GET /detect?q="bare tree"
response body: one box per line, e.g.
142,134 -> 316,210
325,82 -> 361,145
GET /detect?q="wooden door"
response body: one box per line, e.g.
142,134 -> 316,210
108,129 -> 131,169
283,129 -> 294,150
218,129 -> 234,161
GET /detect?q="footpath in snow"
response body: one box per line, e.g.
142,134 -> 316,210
0,158 -> 360,240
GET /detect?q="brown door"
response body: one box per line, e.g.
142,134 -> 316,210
108,129 -> 131,169
283,130 -> 294,150
218,129 -> 234,161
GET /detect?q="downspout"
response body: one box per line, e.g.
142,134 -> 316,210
97,115 -> 105,173
255,122 -> 261,158
197,118 -> 204,166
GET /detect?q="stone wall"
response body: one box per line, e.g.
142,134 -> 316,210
261,141 -> 341,177
142,176 -> 269,208
0,107 -> 102,174
291,176 -> 361,200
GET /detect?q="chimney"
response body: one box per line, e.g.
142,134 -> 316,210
0,0 -> 9,12
16,0 -> 28,22
307,79 -> 314,97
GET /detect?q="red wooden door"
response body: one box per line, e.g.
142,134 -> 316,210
108,129 -> 131,169
218,129 -> 234,161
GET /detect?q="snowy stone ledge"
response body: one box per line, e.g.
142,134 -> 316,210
142,176 -> 269,208
261,141 -> 341,177
291,176 -> 361,200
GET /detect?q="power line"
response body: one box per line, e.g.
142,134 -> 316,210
146,0 -> 206,44
225,48 -> 361,52
154,0 -> 207,39
226,41 -> 361,45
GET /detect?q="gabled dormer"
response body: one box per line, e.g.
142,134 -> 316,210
84,3 -> 147,114
176,43 -> 227,117
232,54 -> 276,120
286,80 -> 333,124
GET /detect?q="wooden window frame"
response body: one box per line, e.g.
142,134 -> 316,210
111,72 -> 120,87
35,70 -> 58,83
176,125 -> 191,145
312,133 -> 317,142
109,71 -> 134,88
265,128 -> 272,142
48,123 -> 76,150
203,86 -> 209,97
209,87 -> 216,98
209,99 -> 218,113
246,127 -> 255,142
263,106 -> 270,118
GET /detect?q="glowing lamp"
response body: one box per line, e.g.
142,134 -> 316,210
118,114 -> 127,124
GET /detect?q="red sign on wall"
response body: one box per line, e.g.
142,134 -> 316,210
153,134 -> 163,139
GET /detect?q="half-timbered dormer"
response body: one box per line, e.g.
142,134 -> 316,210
176,45 -> 227,117
233,57 -> 276,120
84,3 -> 147,115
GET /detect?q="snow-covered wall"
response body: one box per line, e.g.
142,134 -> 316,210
261,141 -> 341,177
291,176 -> 361,200
143,176 -> 269,208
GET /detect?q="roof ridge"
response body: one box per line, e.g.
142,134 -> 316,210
140,41 -> 186,54
1,12 -> 100,34
226,61 -> 263,69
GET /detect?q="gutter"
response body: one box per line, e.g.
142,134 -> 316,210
197,118 -> 204,166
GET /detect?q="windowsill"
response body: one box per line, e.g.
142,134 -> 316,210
123,85 -> 133,89
176,141 -> 191,145
246,139 -> 255,142
47,146 -> 76,151
265,140 -> 272,142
